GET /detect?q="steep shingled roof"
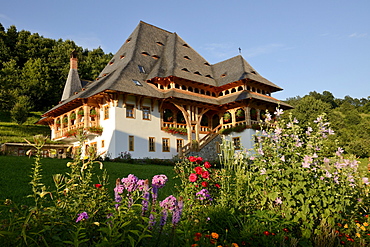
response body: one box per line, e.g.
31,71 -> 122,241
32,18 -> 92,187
43,21 -> 289,117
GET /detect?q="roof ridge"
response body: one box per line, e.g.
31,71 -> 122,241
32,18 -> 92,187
139,21 -> 173,34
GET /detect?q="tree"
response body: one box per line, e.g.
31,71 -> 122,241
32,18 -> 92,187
286,95 -> 331,127
10,95 -> 32,124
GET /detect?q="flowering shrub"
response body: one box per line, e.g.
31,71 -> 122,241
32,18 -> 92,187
163,126 -> 187,135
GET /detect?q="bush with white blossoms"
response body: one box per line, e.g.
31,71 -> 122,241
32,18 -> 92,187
242,108 -> 366,240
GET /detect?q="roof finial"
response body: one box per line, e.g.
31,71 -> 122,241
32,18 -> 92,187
238,47 -> 242,54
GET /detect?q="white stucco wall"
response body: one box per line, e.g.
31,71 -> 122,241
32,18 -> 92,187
224,128 -> 257,152
94,97 -> 189,159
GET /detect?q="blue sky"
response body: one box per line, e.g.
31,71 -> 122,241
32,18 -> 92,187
1,0 -> 369,100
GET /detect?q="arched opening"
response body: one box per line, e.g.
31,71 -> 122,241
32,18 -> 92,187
62,116 -> 68,128
194,88 -> 199,93
206,91 -> 211,96
218,92 -> 223,97
181,85 -> 187,90
212,114 -> 220,129
260,110 -> 266,121
176,111 -> 186,124
175,84 -> 180,89
200,115 -> 209,127
200,89 -> 205,95
238,86 -> 243,91
188,87 -> 193,92
250,108 -> 258,121
236,108 -> 245,122
225,90 -> 230,95
163,109 -> 174,122
231,88 -> 236,93
223,111 -> 232,124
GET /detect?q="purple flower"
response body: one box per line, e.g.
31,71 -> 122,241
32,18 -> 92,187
196,189 -> 213,201
258,148 -> 264,156
362,177 -> 369,185
160,195 -> 177,211
122,174 -> 139,192
172,197 -> 183,226
76,212 -> 89,222
152,174 -> 168,189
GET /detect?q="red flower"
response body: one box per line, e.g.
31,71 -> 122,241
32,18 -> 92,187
215,183 -> 221,188
94,184 -> 102,188
189,173 -> 198,182
195,166 -> 203,175
196,157 -> 203,164
282,228 -> 289,233
201,181 -> 208,187
201,171 -> 210,179
347,238 -> 354,242
204,161 -> 211,169
263,231 -> 270,236
188,156 -> 197,162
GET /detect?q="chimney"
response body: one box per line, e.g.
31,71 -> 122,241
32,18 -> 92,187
70,50 -> 78,70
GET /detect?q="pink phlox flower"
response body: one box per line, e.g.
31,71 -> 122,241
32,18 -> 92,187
152,174 -> 168,189
258,148 -> 264,156
325,170 -> 332,178
293,118 -> 299,123
362,177 -> 369,185
328,128 -> 335,135
286,122 -> 293,128
280,155 -> 285,162
312,153 -> 318,158
249,156 -> 255,160
122,174 -> 139,192
160,195 -> 178,211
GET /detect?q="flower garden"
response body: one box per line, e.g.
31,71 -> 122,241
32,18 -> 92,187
0,109 -> 369,246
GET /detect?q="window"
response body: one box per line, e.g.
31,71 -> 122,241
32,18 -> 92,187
104,106 -> 109,119
176,139 -> 183,152
233,137 -> 241,150
101,140 -> 105,148
142,107 -> 150,120
132,79 -> 142,86
126,105 -> 135,118
138,65 -> 145,73
149,137 -> 155,152
162,138 -> 170,152
129,136 -> 134,151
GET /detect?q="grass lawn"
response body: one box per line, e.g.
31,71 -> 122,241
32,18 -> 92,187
0,155 -> 179,207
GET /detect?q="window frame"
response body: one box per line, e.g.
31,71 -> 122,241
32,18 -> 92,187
176,139 -> 183,152
232,137 -> 241,150
149,137 -> 155,152
129,136 -> 134,151
162,138 -> 170,152
104,106 -> 109,120
142,106 -> 151,120
126,104 -> 135,118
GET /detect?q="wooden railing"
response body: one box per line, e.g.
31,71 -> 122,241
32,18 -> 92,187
54,121 -> 99,140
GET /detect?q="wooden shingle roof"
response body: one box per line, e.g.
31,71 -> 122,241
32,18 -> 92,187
43,21 -> 289,117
